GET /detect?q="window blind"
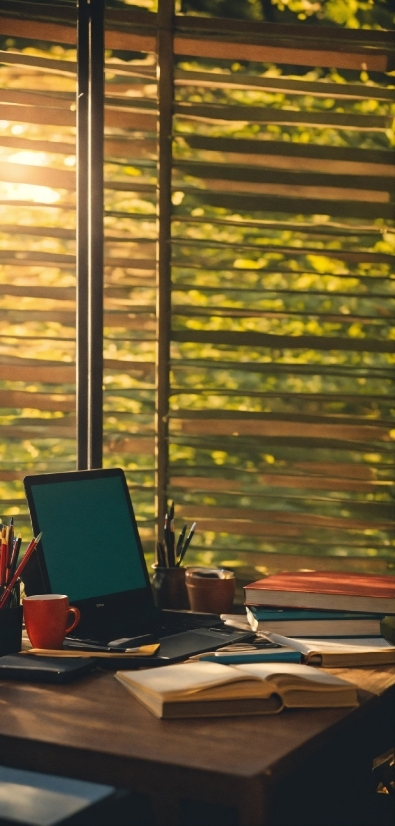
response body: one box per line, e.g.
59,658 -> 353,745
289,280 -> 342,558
0,2 -> 394,584
166,14 -> 395,584
0,1 -> 159,550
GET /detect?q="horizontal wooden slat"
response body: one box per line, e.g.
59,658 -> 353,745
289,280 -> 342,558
0,390 -> 74,410
176,504 -> 392,531
0,423 -> 75,439
171,330 -> 395,353
0,359 -> 155,382
0,134 -> 156,160
178,190 -> 395,220
175,69 -> 395,101
0,15 -> 156,53
171,357 -> 394,376
0,251 -> 155,269
0,362 -> 75,382
170,474 -> 388,494
173,35 -> 390,72
177,134 -> 395,167
190,553 -> 394,574
174,102 -> 391,131
175,160 -> 394,193
174,151 -> 395,179
103,436 -> 154,455
180,178 -> 389,203
173,418 -> 391,443
172,518 -> 384,539
175,14 -> 395,45
0,161 -> 74,189
171,308 -> 392,325
0,16 -> 76,45
0,103 -> 74,126
171,241 -> 395,264
0,310 -> 155,329
0,104 -> 156,131
172,409 -> 394,428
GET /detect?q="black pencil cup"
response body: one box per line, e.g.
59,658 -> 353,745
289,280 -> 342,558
0,605 -> 23,656
151,566 -> 190,610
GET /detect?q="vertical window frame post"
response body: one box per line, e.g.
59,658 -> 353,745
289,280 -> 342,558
77,0 -> 104,470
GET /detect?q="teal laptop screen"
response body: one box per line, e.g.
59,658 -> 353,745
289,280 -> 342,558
29,475 -> 147,602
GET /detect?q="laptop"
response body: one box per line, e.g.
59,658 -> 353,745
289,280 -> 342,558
23,468 -> 254,664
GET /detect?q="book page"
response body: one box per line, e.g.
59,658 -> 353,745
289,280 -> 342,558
232,661 -> 352,687
266,634 -> 395,655
117,661 -> 261,699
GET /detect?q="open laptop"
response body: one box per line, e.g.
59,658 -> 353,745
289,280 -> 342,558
23,468 -> 254,664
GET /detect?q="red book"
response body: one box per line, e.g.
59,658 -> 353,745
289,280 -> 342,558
244,572 -> 395,614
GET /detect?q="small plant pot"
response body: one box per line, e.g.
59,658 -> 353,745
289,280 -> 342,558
185,568 -> 235,614
151,566 -> 190,610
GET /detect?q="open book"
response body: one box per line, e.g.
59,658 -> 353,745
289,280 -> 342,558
265,634 -> 395,667
115,661 -> 358,719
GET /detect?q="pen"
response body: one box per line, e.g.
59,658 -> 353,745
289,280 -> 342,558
156,540 -> 167,568
176,524 -> 187,564
178,522 -> 196,566
167,501 -> 175,567
0,532 -> 42,610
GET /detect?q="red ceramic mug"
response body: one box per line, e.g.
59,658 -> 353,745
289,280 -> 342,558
23,594 -> 80,649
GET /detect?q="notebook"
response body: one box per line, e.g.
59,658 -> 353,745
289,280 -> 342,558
23,468 -> 253,663
0,653 -> 97,683
115,660 -> 359,719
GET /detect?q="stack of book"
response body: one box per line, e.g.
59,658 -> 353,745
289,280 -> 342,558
241,571 -> 395,666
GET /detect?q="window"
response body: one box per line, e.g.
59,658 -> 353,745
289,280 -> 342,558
0,1 -> 393,587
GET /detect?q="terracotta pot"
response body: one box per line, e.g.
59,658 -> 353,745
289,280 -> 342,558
185,567 -> 235,614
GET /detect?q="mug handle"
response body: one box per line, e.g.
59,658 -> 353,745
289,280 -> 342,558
65,606 -> 80,635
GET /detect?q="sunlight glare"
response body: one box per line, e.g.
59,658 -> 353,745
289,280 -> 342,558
8,151 -> 48,166
0,181 -> 60,203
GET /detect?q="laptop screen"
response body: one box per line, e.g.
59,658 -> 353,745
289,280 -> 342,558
24,471 -> 148,603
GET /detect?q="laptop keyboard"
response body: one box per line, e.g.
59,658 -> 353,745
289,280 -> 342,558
68,611 -> 222,648
153,611 -> 221,638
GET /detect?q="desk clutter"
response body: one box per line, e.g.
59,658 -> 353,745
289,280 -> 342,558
156,501 -> 196,569
0,517 -> 42,611
227,570 -> 395,667
0,517 -> 42,657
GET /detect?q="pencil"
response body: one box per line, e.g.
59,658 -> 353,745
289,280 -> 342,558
0,532 -> 42,610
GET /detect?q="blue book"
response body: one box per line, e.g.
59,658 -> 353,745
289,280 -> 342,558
246,607 -> 383,637
198,649 -> 302,665
248,607 -> 384,621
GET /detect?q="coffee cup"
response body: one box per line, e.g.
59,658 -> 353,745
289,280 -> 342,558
23,594 -> 80,649
185,567 -> 235,614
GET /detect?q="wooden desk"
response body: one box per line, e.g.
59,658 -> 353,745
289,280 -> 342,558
0,665 -> 394,826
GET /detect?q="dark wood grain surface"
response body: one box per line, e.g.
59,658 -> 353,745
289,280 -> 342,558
0,665 -> 394,776
0,665 -> 394,825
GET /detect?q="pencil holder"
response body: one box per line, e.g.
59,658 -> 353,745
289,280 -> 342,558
151,566 -> 190,610
0,605 -> 23,656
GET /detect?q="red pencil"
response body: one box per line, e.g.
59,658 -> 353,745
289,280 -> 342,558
0,527 -> 8,588
0,532 -> 42,610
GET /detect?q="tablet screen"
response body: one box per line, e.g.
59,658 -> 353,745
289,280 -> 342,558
26,473 -> 147,602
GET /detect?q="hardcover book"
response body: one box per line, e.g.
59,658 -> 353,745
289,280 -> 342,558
244,572 -> 395,614
115,660 -> 358,719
